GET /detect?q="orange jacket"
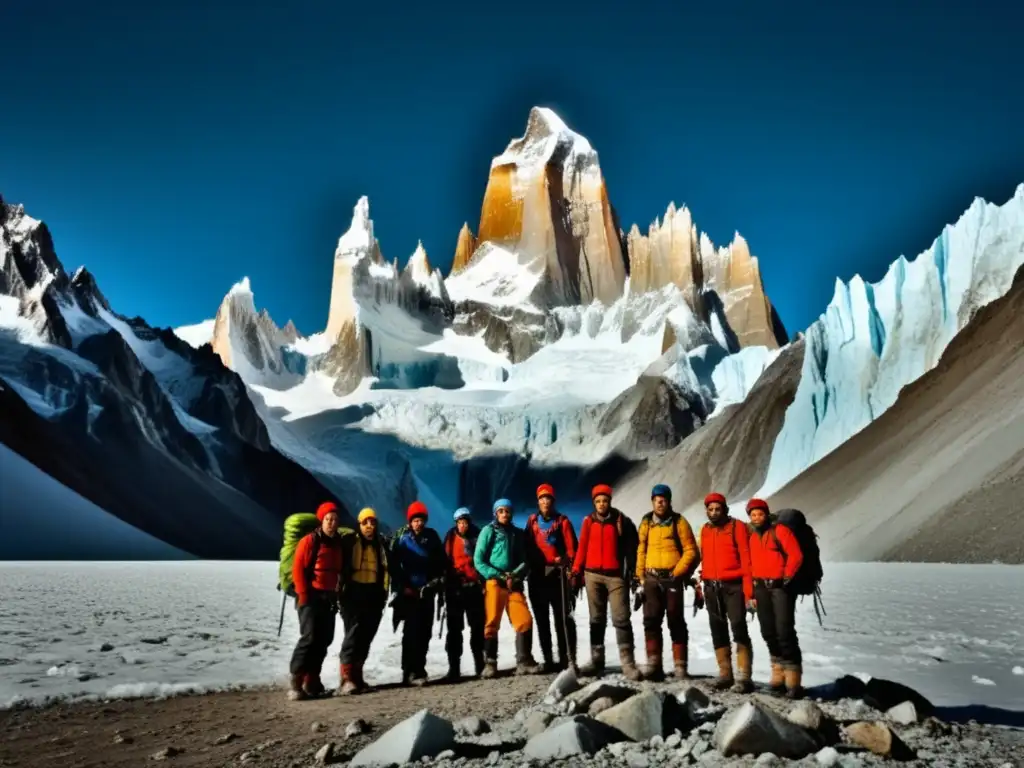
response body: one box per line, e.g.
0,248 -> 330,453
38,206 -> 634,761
293,529 -> 344,601
749,524 -> 803,581
699,518 -> 753,600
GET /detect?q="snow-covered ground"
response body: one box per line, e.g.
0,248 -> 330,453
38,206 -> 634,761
1,561 -> 1021,712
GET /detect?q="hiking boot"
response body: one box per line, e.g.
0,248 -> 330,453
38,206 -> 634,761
480,637 -> 499,679
642,634 -> 664,681
578,645 -> 605,677
672,642 -> 689,680
354,661 -> 370,693
619,644 -> 643,682
514,631 -> 543,675
287,672 -> 308,701
472,649 -> 485,677
713,647 -> 734,691
408,670 -> 428,687
730,644 -> 754,693
337,663 -> 358,696
768,657 -> 785,695
303,673 -> 327,698
784,666 -> 804,700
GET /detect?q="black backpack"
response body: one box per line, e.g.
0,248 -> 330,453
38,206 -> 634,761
773,508 -> 823,597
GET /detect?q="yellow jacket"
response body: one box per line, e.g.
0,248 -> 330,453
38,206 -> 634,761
636,511 -> 700,580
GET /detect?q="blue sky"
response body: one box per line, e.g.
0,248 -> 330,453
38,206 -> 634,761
1,0 -> 1021,338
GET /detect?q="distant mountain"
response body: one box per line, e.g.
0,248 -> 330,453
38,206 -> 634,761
0,196 -> 351,559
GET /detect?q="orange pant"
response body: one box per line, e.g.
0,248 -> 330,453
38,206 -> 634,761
484,579 -> 533,638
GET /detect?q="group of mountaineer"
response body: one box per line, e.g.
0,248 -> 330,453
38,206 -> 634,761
285,481 -> 820,703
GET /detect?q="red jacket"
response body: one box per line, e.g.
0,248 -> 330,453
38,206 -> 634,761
444,528 -> 481,583
572,510 -> 636,577
749,524 -> 803,581
526,512 -> 578,566
699,518 -> 753,600
293,529 -> 344,601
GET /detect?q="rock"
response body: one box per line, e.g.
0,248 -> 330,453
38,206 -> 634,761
547,668 -> 581,701
455,716 -> 490,736
596,690 -> 689,742
349,710 -> 456,767
843,721 -> 915,760
755,755 -> 781,766
863,678 -> 934,717
566,681 -> 638,711
588,696 -> 616,716
345,719 -> 370,739
815,746 -> 841,766
98,643 -> 114,652
522,716 -> 627,760
112,734 -> 132,744
626,752 -> 651,768
691,738 -> 710,757
149,747 -> 183,761
212,733 -> 238,745
315,743 -> 336,764
677,686 -> 710,710
831,675 -> 868,700
649,734 -> 664,748
787,700 -> 840,745
522,710 -> 555,738
665,732 -> 682,749
886,701 -> 921,725
714,701 -> 819,759
311,722 -> 325,733
436,750 -> 455,760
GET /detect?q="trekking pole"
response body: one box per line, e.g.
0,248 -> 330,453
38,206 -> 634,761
559,567 -> 577,669
276,591 -> 287,637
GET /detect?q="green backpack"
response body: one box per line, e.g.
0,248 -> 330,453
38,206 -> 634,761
277,513 -> 354,596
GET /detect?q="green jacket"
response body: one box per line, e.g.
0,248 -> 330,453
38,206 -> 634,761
474,521 -> 529,581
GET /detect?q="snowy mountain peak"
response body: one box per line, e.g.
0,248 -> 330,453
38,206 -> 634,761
491,106 -> 597,172
449,222 -> 478,277
404,241 -> 431,276
335,195 -> 377,263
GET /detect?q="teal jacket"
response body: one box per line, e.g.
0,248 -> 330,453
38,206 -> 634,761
473,521 -> 530,581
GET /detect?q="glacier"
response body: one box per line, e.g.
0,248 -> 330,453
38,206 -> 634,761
756,183 -> 1024,498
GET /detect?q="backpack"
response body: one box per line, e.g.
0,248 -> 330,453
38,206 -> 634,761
771,509 -> 823,597
277,513 -> 353,596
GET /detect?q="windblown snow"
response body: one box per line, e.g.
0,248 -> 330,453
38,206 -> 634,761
172,319 -> 214,349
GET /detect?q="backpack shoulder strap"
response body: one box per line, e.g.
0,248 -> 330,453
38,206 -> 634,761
526,513 -> 538,535
769,525 -> 787,562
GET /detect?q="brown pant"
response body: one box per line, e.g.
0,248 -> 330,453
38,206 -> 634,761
642,574 -> 687,644
584,571 -> 633,648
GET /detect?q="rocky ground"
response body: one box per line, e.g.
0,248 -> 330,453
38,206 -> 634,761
0,668 -> 1021,768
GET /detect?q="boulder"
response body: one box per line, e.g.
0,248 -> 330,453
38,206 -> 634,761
547,667 -> 581,701
714,701 -> 819,759
677,685 -> 710,710
522,716 -> 626,760
588,696 -> 616,716
863,678 -> 934,717
521,710 -> 555,738
886,701 -> 922,725
595,690 -> 689,742
787,700 -> 840,745
349,710 -> 455,767
455,716 -> 490,736
843,721 -> 915,760
566,681 -> 638,710
814,746 -> 840,766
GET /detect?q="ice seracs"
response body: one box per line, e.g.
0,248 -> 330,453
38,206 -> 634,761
756,183 -> 1024,498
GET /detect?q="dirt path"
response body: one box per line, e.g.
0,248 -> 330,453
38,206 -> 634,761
0,673 -> 553,768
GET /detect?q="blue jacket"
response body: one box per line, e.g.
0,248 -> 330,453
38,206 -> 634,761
389,525 -> 445,591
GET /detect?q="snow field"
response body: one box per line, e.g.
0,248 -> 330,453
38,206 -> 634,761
1,561 -> 1021,712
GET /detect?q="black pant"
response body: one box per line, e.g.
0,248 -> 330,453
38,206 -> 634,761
445,582 -> 485,661
528,567 -> 576,663
340,582 -> 386,665
754,582 -> 801,668
289,592 -> 336,676
704,580 -> 750,650
401,593 -> 435,675
642,575 -> 687,644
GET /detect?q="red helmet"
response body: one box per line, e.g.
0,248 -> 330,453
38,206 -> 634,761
406,500 -> 428,522
704,492 -> 727,507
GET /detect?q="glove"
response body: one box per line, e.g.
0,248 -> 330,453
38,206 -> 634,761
746,599 -> 757,615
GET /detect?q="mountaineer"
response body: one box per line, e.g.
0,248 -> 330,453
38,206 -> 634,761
571,484 -> 642,681
288,501 -> 345,701
441,507 -> 486,681
337,507 -> 389,695
746,498 -> 805,699
635,483 -> 700,681
389,501 -> 446,686
473,498 -> 543,678
699,492 -> 755,693
524,483 -> 579,672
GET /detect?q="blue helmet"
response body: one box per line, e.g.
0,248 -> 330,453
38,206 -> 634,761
492,498 -> 513,515
453,507 -> 472,522
651,483 -> 672,501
